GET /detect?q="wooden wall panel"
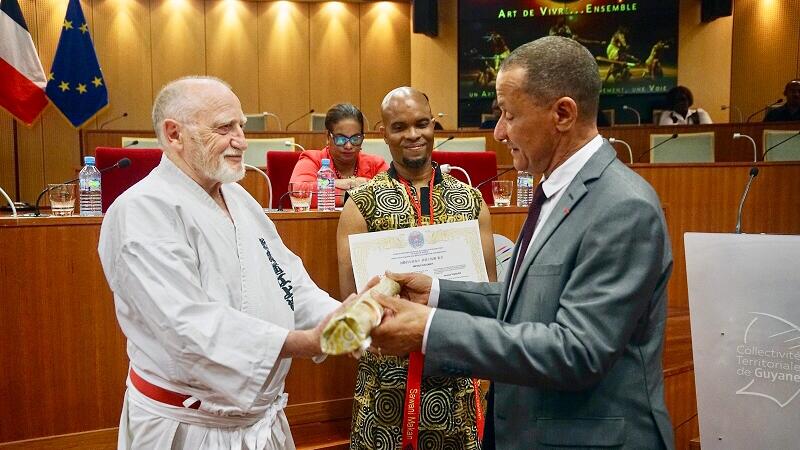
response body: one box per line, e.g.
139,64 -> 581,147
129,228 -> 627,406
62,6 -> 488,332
731,0 -> 800,122
257,1 -> 310,130
677,0 -> 732,124
410,0 -> 458,130
36,0 -> 85,185
151,0 -> 207,93
359,2 -> 411,130
205,0 -> 259,112
92,0 -> 152,130
0,117 -> 16,200
309,3 -> 361,117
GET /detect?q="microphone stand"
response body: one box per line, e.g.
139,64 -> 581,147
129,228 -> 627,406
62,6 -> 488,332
762,131 -> 800,161
433,136 -> 454,149
733,133 -> 757,163
33,159 -> 131,216
99,112 -> 128,129
474,167 -> 515,190
622,105 -> 641,125
637,133 -> 678,162
244,164 -> 272,210
735,167 -> 759,234
0,186 -> 17,217
264,112 -> 282,131
608,138 -> 633,164
286,109 -> 314,131
746,99 -> 783,122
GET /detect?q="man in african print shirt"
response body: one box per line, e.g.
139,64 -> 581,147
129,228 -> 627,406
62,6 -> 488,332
336,87 -> 497,449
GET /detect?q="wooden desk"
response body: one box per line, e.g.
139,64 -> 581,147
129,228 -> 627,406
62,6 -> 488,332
2,163 -> 799,448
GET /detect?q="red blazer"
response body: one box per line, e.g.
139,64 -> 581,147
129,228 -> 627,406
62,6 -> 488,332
290,147 -> 388,207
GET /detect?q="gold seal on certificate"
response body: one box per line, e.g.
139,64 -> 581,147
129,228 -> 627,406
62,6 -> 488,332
348,219 -> 489,291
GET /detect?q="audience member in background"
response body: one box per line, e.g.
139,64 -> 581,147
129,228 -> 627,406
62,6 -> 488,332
658,85 -> 712,125
290,103 -> 388,208
337,86 -> 496,449
99,76 -> 345,450
480,98 -> 501,129
764,79 -> 800,122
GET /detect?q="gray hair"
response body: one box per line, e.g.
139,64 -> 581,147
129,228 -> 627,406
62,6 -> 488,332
151,76 -> 232,149
500,36 -> 601,122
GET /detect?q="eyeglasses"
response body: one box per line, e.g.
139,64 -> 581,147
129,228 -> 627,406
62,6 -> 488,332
330,133 -> 364,147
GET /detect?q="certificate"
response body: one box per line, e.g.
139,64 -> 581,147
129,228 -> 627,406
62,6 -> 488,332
349,220 -> 488,291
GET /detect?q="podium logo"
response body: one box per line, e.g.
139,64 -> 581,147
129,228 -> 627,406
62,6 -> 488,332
734,312 -> 800,408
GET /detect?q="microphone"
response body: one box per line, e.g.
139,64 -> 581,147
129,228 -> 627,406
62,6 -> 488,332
286,109 -> 314,131
33,158 -> 132,216
433,136 -> 454,149
373,120 -> 383,130
608,138 -> 633,164
637,133 -> 678,162
284,141 -> 306,152
123,140 -> 139,148
734,167 -> 759,234
746,99 -> 783,122
276,190 -> 292,211
622,105 -> 641,125
474,167 -> 515,190
99,112 -> 128,129
733,133 -> 757,163
762,130 -> 800,161
439,164 -> 472,185
721,105 -> 743,123
264,112 -> 282,131
0,185 -> 17,217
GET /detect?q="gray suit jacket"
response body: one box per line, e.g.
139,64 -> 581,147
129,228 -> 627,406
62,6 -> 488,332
426,143 -> 675,449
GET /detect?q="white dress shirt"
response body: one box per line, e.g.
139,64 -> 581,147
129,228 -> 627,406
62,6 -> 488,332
422,135 -> 604,353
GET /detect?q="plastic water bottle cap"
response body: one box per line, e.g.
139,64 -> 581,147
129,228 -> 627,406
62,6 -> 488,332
321,158 -> 330,167
84,156 -> 96,165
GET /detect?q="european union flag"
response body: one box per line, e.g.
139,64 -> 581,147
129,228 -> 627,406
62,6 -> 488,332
45,0 -> 107,128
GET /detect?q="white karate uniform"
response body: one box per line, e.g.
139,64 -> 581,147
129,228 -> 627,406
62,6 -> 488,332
98,155 -> 339,449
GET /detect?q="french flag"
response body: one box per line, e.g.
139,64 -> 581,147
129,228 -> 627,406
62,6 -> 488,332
0,0 -> 48,126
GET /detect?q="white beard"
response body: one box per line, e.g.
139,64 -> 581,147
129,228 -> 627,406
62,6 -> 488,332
189,143 -> 245,184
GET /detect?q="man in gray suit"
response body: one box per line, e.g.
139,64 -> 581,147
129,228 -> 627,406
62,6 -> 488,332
368,36 -> 675,449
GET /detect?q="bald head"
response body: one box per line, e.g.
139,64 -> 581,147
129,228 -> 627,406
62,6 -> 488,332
152,76 -> 234,149
379,86 -> 435,172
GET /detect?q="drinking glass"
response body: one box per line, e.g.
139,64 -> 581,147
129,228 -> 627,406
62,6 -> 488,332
289,181 -> 314,212
491,180 -> 513,207
48,183 -> 76,216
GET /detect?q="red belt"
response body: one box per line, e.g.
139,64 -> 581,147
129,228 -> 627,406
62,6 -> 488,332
129,369 -> 200,409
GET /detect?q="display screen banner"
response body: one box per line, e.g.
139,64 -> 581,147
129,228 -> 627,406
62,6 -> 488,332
458,0 -> 679,124
685,233 -> 800,450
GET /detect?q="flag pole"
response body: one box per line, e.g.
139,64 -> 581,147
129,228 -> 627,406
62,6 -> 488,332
12,120 -> 20,202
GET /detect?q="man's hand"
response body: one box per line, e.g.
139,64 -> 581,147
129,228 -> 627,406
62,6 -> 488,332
385,271 -> 432,305
280,294 -> 358,359
369,290 -> 430,356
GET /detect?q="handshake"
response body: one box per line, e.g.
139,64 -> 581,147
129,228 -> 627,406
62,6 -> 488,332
314,272 -> 434,358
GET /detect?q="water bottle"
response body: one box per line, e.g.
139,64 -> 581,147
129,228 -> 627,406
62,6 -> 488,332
316,158 -> 336,211
79,156 -> 102,216
516,171 -> 534,207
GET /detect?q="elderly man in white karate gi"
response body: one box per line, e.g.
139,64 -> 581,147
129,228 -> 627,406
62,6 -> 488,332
98,76 -> 342,449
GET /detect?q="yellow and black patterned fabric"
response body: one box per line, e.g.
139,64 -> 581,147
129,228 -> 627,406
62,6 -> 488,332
347,163 -> 483,450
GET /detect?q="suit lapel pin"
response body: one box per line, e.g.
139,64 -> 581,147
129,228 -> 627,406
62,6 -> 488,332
563,207 -> 570,215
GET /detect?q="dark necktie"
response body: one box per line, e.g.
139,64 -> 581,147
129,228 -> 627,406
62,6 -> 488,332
511,183 -> 547,280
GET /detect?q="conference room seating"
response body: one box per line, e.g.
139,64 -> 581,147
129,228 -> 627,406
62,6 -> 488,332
95,146 -> 162,212
763,129 -> 800,161
431,150 -> 497,205
648,132 -> 715,163
266,150 -> 301,209
433,136 -> 486,151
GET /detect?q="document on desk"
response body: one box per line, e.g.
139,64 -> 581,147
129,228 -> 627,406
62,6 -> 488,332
349,219 -> 488,291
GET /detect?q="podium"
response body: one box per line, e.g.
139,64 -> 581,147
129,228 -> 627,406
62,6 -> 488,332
685,233 -> 800,449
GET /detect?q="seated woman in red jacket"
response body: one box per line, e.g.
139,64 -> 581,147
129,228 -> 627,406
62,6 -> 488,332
290,103 -> 388,208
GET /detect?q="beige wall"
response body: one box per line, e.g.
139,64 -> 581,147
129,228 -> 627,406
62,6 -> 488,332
0,0 -> 410,203
731,0 -> 800,121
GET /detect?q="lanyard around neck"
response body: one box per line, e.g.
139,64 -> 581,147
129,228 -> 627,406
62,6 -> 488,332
397,169 -> 436,226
